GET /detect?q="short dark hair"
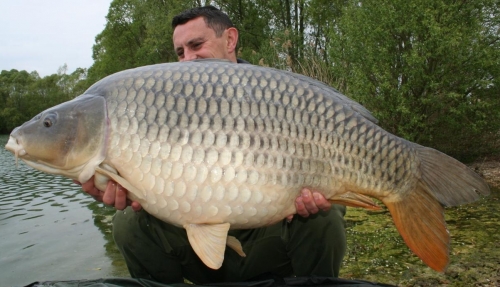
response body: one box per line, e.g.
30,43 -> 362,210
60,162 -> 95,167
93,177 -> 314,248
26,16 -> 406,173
171,5 -> 234,37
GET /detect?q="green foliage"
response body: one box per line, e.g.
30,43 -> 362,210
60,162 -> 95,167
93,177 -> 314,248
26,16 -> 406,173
0,70 -> 36,133
215,0 -> 270,60
328,0 -> 500,160
87,0 -> 194,83
0,68 -> 88,134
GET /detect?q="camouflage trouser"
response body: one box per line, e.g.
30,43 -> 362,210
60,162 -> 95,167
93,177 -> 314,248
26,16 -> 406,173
112,204 -> 347,284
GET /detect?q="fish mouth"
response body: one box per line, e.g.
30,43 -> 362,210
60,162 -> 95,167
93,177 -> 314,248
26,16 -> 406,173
5,136 -> 27,167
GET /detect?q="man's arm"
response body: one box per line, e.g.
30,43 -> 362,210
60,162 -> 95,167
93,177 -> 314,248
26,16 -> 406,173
75,180 -> 331,216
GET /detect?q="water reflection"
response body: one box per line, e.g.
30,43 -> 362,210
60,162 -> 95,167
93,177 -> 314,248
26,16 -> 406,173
0,135 -> 128,286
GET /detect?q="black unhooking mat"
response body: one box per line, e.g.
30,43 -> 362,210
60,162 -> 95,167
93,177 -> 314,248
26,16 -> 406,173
25,276 -> 396,287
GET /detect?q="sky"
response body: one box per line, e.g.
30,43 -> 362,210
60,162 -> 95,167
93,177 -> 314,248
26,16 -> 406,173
0,0 -> 112,77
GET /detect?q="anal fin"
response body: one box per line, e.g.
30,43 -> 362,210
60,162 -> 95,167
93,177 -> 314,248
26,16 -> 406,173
384,184 -> 449,272
330,191 -> 381,210
184,223 -> 231,269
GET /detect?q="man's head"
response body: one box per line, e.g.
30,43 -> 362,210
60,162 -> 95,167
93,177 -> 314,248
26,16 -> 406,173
172,6 -> 239,62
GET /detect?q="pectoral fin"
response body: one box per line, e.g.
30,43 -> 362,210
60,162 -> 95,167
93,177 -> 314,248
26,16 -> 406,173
95,166 -> 145,201
330,191 -> 381,210
184,223 -> 231,269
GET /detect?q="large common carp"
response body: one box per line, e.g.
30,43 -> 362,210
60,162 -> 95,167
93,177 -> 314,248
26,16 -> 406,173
5,60 -> 489,272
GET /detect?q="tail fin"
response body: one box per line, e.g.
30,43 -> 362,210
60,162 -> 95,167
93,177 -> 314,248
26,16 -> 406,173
383,146 -> 490,272
416,147 -> 490,206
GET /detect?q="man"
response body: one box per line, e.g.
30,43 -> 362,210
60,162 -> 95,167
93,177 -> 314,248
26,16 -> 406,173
78,5 -> 347,284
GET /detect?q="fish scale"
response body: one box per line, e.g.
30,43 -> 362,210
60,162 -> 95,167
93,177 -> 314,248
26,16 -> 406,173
99,62 -> 410,226
5,59 -> 490,271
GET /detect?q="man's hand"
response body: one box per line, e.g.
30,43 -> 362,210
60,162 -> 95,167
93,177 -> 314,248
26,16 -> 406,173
74,177 -> 142,211
287,188 -> 332,222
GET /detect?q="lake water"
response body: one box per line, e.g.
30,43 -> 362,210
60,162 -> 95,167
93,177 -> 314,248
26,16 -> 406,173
0,134 -> 128,286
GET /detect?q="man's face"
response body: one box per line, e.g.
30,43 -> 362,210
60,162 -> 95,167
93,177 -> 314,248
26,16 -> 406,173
173,17 -> 231,62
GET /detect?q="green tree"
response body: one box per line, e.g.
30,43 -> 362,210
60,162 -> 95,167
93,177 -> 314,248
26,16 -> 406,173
214,0 -> 271,61
328,0 -> 500,160
231,0 -> 347,81
0,70 -> 38,133
0,67 -> 89,134
87,0 -> 195,83
58,66 -> 90,98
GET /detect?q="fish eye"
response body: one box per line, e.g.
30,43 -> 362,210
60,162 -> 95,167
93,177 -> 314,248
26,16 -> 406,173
42,113 -> 57,128
43,119 -> 52,127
